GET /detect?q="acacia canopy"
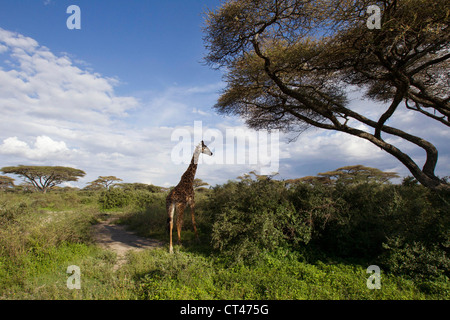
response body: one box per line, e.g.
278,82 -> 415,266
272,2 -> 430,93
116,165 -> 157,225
318,165 -> 400,184
203,0 -> 449,190
0,175 -> 15,190
285,165 -> 399,186
85,176 -> 123,190
1,166 -> 86,193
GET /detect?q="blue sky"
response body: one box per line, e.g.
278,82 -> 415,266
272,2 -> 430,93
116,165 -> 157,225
0,0 -> 222,94
0,0 -> 449,188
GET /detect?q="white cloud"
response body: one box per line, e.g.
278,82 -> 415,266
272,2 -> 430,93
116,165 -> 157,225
0,136 -> 72,161
0,27 -> 139,129
192,107 -> 210,116
0,28 -> 157,185
0,29 -> 38,53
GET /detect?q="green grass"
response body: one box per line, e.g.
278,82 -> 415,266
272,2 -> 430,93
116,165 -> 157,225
0,190 -> 448,300
127,247 -> 437,300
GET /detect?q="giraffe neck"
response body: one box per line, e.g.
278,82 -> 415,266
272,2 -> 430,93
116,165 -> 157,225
191,144 -> 202,165
178,144 -> 202,187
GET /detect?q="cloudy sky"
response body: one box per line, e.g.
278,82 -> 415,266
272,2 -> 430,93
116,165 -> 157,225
0,0 -> 449,188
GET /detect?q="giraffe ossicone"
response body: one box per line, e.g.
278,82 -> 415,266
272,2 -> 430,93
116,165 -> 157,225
166,140 -> 213,253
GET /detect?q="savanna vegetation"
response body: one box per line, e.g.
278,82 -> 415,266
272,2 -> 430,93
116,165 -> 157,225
0,166 -> 448,300
1,0 -> 448,301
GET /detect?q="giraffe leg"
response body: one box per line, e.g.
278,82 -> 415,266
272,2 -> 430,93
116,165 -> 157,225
176,202 -> 186,245
167,203 -> 175,254
189,201 -> 199,242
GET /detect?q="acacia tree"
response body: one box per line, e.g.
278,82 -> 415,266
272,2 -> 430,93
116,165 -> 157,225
1,166 -> 86,193
284,165 -> 398,186
203,0 -> 449,190
0,175 -> 15,190
86,176 -> 123,190
193,178 -> 210,191
318,165 -> 399,184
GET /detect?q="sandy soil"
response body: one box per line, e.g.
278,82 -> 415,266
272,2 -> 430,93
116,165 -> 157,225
93,218 -> 164,271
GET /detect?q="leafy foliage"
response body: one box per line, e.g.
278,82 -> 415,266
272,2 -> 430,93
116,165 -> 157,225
207,179 -> 310,263
204,170 -> 449,282
98,184 -> 163,210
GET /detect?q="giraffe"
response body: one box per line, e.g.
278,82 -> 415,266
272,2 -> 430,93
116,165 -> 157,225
166,140 -> 213,253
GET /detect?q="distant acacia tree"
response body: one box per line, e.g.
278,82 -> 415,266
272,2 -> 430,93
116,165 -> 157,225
203,0 -> 450,190
85,176 -> 123,190
1,166 -> 86,193
284,165 -> 398,186
285,176 -> 333,187
237,171 -> 279,184
318,165 -> 400,184
0,175 -> 15,191
193,178 -> 210,191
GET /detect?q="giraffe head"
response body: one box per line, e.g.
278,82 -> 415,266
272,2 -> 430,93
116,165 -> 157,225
201,140 -> 213,156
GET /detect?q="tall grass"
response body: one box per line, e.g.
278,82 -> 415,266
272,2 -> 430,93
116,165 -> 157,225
0,191 -> 120,299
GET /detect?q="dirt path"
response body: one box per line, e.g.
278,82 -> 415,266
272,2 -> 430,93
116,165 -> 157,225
93,218 -> 164,271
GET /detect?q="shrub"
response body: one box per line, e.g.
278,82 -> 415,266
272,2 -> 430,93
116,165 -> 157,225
98,188 -> 134,209
380,237 -> 449,281
289,182 -> 450,262
98,188 -> 165,210
0,199 -> 30,226
208,179 -> 312,264
206,176 -> 450,278
310,183 -> 391,258
288,183 -> 347,250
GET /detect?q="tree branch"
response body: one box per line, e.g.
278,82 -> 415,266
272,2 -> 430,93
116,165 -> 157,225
407,52 -> 450,76
405,99 -> 450,126
375,84 -> 406,139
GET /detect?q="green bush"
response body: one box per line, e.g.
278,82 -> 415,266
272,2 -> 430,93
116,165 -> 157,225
381,237 -> 449,281
98,188 -> 134,209
307,183 -> 392,258
0,199 -> 30,226
288,182 -> 348,250
287,182 -> 450,263
1,182 -> 448,299
208,179 -> 312,264
133,247 -> 432,300
98,188 -> 165,210
204,175 -> 450,283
